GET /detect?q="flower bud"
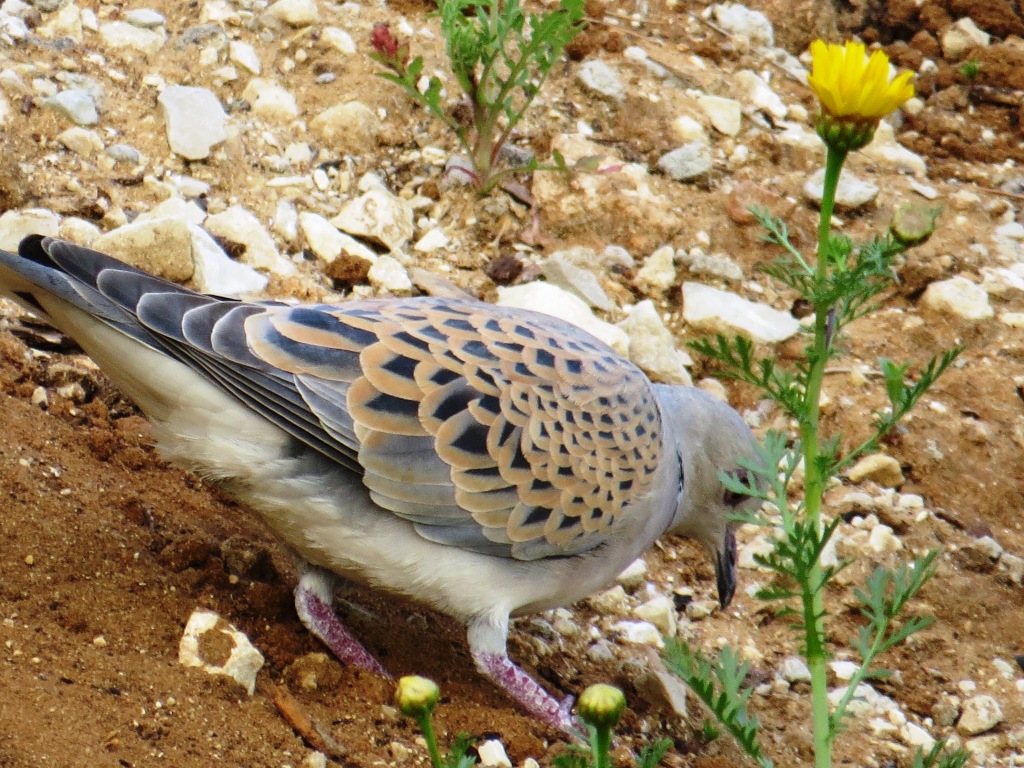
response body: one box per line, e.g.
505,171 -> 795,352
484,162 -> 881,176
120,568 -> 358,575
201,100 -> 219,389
577,683 -> 626,730
395,675 -> 440,719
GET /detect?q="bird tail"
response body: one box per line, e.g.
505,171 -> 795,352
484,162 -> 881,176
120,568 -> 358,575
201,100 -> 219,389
0,234 -> 187,349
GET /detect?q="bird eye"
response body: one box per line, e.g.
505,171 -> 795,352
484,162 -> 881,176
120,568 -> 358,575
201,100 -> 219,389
723,468 -> 750,507
723,489 -> 747,507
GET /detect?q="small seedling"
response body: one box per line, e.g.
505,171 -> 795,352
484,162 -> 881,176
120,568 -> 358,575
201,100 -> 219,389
370,0 -> 587,194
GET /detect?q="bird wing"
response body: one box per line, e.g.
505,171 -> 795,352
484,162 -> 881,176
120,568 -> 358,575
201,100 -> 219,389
6,237 -> 666,561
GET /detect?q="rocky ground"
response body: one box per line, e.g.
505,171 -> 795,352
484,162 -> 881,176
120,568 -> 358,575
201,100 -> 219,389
1,0 -> 1023,766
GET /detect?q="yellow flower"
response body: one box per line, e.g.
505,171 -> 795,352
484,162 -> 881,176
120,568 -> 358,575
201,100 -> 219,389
808,40 -> 915,152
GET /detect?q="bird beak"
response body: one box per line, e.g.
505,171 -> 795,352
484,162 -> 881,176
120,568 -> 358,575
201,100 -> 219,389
715,526 -> 737,609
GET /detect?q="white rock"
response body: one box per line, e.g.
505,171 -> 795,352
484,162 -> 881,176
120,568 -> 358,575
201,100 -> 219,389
828,684 -> 898,718
93,218 -> 195,282
589,585 -> 630,615
242,78 -> 299,121
57,126 -> 103,157
964,734 -> 1005,757
206,205 -> 295,276
413,227 -> 449,253
686,599 -> 717,620
137,197 -> 208,226
992,658 -> 1016,680
58,217 -> 101,247
847,453 -> 904,487
301,211 -> 378,268
189,225 -> 268,297
272,200 -> 299,242
697,94 -> 742,136
658,142 -> 712,181
941,18 -> 990,61
201,0 -> 240,23
37,3 -> 83,42
331,189 -> 414,252
981,265 -> 1024,296
229,41 -> 261,75
541,255 -> 613,310
617,300 -> 693,386
125,8 -> 166,28
0,92 -> 10,128
973,536 -> 1003,560
477,740 -> 512,768
830,660 -> 859,681
993,221 -> 1024,261
780,656 -> 812,683
682,282 -> 799,344
368,254 -> 412,294
998,552 -> 1024,584
735,70 -> 786,120
711,3 -> 773,47
496,282 -> 629,356
867,524 -> 903,554
300,212 -> 345,261
0,208 -> 61,251
777,120 -> 823,155
284,142 -> 313,168
0,13 -> 29,41
322,27 -> 356,54
861,121 -> 927,177
958,695 -> 1003,735
264,0 -> 319,26
803,167 -> 879,209
634,594 -> 677,637
672,115 -> 707,144
636,245 -> 677,293
611,620 -> 664,649
178,609 -> 265,695
309,102 -> 380,154
683,251 -> 744,282
616,558 -> 648,589
99,20 -> 166,56
167,173 -> 211,199
921,277 -> 993,322
158,86 -> 227,160
43,89 -> 98,126
738,534 -> 775,570
902,722 -> 936,752
577,60 -> 624,101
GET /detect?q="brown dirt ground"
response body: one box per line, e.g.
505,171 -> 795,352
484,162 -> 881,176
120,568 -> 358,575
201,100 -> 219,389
1,0 -> 1024,766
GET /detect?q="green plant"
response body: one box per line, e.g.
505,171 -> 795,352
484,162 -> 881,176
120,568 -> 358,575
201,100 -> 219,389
370,0 -> 586,194
957,59 -> 980,80
666,40 -> 970,768
553,684 -> 671,768
395,676 -> 476,768
397,678 -> 670,768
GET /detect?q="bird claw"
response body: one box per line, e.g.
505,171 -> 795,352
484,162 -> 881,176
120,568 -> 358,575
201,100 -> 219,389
294,566 -> 390,677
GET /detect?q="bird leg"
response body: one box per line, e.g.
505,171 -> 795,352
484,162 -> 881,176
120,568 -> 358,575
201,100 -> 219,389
468,618 -> 583,738
294,564 -> 390,677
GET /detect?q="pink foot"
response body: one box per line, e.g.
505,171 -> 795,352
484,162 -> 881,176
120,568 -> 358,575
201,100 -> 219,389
294,566 -> 389,677
473,650 -> 582,737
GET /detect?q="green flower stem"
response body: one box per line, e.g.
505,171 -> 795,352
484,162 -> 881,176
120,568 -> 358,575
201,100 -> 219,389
590,724 -> 612,768
803,144 -> 848,768
416,713 -> 444,768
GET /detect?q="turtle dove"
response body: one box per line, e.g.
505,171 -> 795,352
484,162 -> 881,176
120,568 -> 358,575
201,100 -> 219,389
0,236 -> 760,734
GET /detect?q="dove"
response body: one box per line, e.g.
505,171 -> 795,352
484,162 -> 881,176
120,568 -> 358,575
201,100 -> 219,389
0,235 -> 760,734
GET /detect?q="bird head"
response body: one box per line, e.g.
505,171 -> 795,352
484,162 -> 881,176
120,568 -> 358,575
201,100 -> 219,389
654,386 -> 762,609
